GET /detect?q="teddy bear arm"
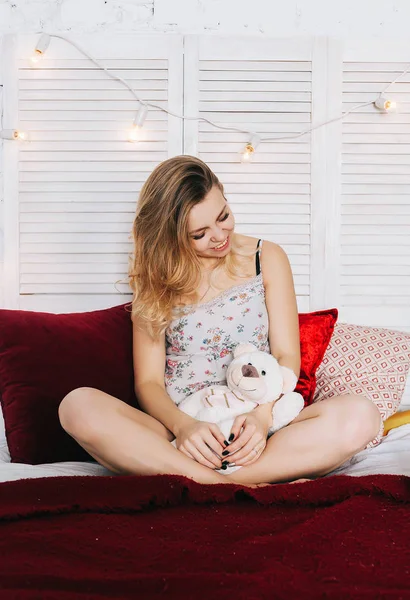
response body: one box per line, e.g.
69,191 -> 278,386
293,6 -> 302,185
269,392 -> 305,435
177,388 -> 208,419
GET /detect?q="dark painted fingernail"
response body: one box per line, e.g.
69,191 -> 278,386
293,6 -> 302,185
222,450 -> 229,456
222,460 -> 230,467
223,440 -> 229,446
229,433 -> 235,441
221,464 -> 227,470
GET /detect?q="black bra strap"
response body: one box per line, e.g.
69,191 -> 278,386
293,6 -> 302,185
255,239 -> 262,276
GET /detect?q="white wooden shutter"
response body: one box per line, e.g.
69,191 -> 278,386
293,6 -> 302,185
183,35 -> 323,313
340,39 -> 410,408
2,33 -> 183,312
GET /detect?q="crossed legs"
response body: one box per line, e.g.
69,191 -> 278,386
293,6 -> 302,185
59,389 -> 382,486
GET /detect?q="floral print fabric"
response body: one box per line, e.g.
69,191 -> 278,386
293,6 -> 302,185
165,273 -> 270,405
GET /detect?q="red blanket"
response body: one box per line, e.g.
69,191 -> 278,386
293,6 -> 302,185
0,473 -> 409,599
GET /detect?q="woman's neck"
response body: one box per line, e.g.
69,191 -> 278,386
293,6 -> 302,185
198,256 -> 223,273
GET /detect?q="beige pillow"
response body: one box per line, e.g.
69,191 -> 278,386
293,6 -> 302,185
313,323 -> 410,449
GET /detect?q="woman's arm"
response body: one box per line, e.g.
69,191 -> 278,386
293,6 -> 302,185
132,319 -> 195,436
136,382 -> 195,437
224,242 -> 301,457
253,241 -> 301,427
132,318 -> 228,468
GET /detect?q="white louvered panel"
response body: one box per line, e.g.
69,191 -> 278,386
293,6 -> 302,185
382,325 -> 410,411
184,37 -> 312,312
402,385 -> 410,410
340,57 -> 410,330
399,326 -> 410,410
3,34 -> 183,312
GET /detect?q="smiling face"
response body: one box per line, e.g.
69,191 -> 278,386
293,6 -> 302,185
187,186 -> 235,260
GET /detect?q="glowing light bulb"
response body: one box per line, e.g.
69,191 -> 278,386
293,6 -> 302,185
0,129 -> 28,141
128,125 -> 143,142
30,51 -> 42,65
30,34 -> 51,66
241,143 -> 255,162
127,104 -> 148,143
374,96 -> 397,112
239,134 -> 260,163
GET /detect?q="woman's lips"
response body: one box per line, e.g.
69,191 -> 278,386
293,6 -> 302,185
211,236 -> 229,251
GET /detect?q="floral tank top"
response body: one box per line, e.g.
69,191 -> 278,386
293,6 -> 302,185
164,239 -> 270,405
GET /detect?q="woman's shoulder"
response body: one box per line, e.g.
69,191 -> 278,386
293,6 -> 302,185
259,240 -> 292,286
234,233 -> 260,250
237,234 -> 285,257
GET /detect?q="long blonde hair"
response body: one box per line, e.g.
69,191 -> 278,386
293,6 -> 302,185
126,155 -> 255,339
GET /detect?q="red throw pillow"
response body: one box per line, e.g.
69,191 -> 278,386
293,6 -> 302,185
0,304 -> 137,464
296,308 -> 339,405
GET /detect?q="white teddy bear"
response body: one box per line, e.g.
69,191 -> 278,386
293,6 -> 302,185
172,342 -> 305,474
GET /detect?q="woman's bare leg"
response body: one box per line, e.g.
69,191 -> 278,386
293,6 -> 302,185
224,394 -> 382,486
59,387 -> 227,485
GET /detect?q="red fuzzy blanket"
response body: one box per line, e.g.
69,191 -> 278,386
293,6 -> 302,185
0,473 -> 409,599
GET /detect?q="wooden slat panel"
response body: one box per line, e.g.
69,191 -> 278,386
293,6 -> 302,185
184,36 -> 313,306
20,78 -> 168,90
2,34 -> 184,309
20,110 -> 168,121
340,56 -> 410,338
340,62 -> 410,318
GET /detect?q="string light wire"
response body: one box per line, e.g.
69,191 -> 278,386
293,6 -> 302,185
31,33 -> 407,145
1,32 -> 408,155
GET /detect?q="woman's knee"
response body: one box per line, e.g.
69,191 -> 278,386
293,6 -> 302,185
58,387 -> 103,439
59,387 -> 175,444
332,394 -> 382,452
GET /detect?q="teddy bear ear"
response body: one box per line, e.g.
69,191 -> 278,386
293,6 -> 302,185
233,342 -> 258,358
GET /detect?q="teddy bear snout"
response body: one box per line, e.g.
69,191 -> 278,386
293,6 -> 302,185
241,364 -> 259,378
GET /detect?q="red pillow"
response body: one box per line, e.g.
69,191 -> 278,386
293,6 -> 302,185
0,304 -> 137,464
296,308 -> 338,405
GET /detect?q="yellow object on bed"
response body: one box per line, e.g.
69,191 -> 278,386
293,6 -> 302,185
383,410 -> 410,436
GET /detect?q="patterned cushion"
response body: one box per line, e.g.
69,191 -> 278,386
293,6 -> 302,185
313,323 -> 410,449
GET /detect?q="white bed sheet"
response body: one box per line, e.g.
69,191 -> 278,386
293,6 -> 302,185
0,425 -> 409,483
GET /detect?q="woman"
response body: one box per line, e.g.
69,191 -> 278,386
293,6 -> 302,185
59,155 -> 382,486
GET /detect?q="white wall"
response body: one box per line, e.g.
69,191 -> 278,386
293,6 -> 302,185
1,0 -> 410,306
0,0 -> 409,36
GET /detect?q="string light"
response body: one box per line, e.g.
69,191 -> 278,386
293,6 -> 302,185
19,33 -> 410,157
0,129 -> 28,140
374,95 -> 397,112
239,134 -> 261,163
127,104 -> 149,142
30,33 -> 51,65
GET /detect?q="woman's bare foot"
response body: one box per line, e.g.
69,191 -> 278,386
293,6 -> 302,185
218,473 -> 313,487
222,474 -> 271,488
238,479 -> 312,487
230,482 -> 272,488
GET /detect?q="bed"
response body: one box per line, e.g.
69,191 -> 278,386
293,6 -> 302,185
0,305 -> 409,598
0,414 -> 409,599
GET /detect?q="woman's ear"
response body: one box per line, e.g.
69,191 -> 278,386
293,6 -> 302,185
233,342 -> 258,359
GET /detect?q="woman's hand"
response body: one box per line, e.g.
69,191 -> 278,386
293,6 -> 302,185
224,411 -> 269,467
175,419 -> 228,470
